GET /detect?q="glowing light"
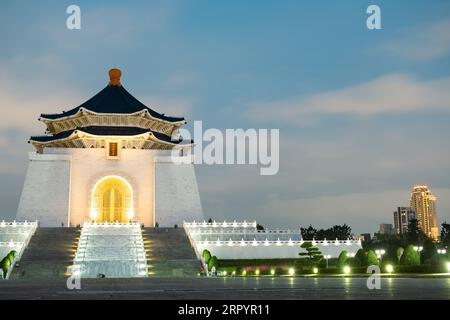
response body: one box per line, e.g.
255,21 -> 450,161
447,262 -> 450,273
313,267 -> 319,274
242,270 -> 247,276
288,268 -> 295,276
90,175 -> 133,223
343,266 -> 351,274
270,269 -> 275,276
385,264 -> 394,273
223,270 -> 227,276
126,210 -> 134,220
255,269 -> 260,276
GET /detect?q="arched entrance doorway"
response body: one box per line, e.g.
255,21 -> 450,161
90,176 -> 133,223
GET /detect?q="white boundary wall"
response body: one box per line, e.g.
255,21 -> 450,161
184,221 -> 362,260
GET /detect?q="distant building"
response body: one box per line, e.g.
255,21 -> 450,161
393,207 -> 416,234
410,185 -> 438,241
378,223 -> 395,235
360,233 -> 371,241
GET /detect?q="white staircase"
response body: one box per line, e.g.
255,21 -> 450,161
70,222 -> 147,278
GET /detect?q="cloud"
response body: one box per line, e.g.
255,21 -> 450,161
380,19 -> 450,61
244,74 -> 450,123
0,63 -> 82,134
196,125 -> 450,234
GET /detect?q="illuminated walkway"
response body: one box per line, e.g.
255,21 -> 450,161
70,222 -> 147,278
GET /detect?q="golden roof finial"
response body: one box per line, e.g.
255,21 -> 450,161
108,68 -> 122,86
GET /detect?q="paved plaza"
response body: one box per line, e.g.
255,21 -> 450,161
1,276 -> 450,300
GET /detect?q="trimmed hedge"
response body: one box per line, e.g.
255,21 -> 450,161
208,256 -> 219,271
337,251 -> 348,269
400,245 -> 420,266
0,250 -> 16,279
202,249 -> 211,265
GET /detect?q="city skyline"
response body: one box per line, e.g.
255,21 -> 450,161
1,1 -> 450,234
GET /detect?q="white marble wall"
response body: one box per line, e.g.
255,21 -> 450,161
195,242 -> 362,259
16,153 -> 71,227
16,149 -> 204,228
155,160 -> 204,227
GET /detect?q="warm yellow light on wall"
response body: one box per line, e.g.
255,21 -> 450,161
90,175 -> 133,223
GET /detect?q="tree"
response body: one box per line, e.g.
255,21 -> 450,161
404,219 -> 426,244
328,224 -> 352,240
441,222 -> 450,247
301,225 -> 317,240
208,256 -> 219,271
202,249 -> 211,264
299,242 -> 323,265
355,248 -> 367,266
421,238 -> 436,262
396,247 -> 404,263
400,245 -> 420,266
0,257 -> 11,278
367,250 -> 378,266
346,257 -> 361,268
337,251 -> 348,269
207,218 -> 213,223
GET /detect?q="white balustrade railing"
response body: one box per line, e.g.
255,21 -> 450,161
184,221 -> 258,228
183,221 -> 363,262
0,220 -> 38,280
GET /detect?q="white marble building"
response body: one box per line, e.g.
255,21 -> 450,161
16,69 -> 204,227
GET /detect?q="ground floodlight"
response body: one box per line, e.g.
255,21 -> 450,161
288,267 -> 295,276
313,267 -> 319,274
343,265 -> 351,274
270,269 -> 275,276
255,269 -> 260,276
385,264 -> 394,273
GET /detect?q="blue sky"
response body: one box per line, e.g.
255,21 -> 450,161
1,0 -> 450,234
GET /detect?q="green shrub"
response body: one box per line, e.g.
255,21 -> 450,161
355,249 -> 367,266
274,267 -> 284,275
367,250 -> 378,266
396,247 -> 404,263
208,256 -> 219,271
202,249 -> 211,264
337,251 -> 348,269
0,257 -> 11,278
426,253 -> 447,268
6,251 -> 16,263
346,257 -> 361,268
400,245 -> 420,266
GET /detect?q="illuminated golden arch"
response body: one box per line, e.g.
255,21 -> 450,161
90,176 -> 133,223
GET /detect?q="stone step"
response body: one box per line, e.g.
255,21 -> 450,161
10,228 -> 81,279
142,228 -> 200,277
72,224 -> 147,278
